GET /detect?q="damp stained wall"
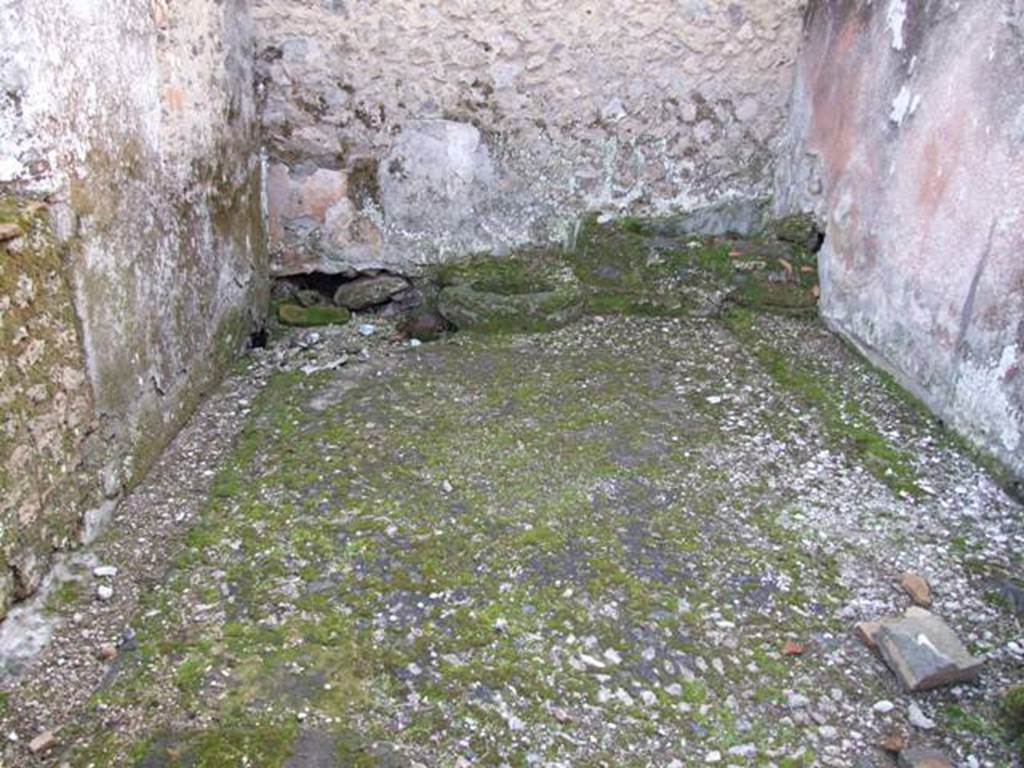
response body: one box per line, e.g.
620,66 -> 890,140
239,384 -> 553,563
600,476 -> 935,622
0,0 -> 268,616
777,0 -> 1024,480
252,0 -> 807,276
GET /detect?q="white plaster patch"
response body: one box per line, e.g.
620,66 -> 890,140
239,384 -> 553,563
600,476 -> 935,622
954,344 -> 1022,458
887,0 -> 908,51
889,85 -> 913,125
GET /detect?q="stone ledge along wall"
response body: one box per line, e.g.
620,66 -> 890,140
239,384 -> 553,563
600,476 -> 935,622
252,0 -> 806,277
0,0 -> 269,618
776,0 -> 1024,482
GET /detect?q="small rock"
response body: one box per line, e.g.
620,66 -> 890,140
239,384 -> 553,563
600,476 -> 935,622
28,731 -> 56,754
0,222 -> 24,242
399,310 -> 449,342
441,480 -> 454,494
876,608 -> 983,691
818,725 -> 838,740
873,700 -> 895,714
704,751 -> 721,763
93,565 -> 118,578
897,747 -> 955,768
900,573 -> 933,608
787,692 -> 811,709
907,702 -> 935,730
551,707 -> 571,723
782,640 -> 806,656
96,643 -> 117,661
578,653 -> 606,670
880,731 -> 908,753
96,585 -> 114,601
728,744 -> 757,758
603,648 -> 622,665
295,289 -> 324,308
333,274 -> 409,310
358,323 -> 378,337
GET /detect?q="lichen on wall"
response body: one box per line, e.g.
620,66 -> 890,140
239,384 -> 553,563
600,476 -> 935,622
252,0 -> 807,275
0,0 -> 268,617
776,0 -> 1024,481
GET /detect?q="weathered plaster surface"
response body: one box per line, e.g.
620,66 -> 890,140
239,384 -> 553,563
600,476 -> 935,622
0,0 -> 268,616
252,0 -> 806,275
777,0 -> 1024,479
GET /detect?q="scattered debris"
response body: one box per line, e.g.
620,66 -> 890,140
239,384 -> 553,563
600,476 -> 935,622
96,585 -> 114,602
92,565 -> 118,578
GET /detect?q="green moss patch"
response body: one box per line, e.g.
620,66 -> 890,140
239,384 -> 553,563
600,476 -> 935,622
1006,685 -> 1024,737
568,215 -> 819,317
724,308 -> 923,498
434,251 -> 584,333
277,303 -> 352,327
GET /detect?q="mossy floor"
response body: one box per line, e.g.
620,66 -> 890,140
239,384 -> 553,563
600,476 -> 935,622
15,313 -> 1024,767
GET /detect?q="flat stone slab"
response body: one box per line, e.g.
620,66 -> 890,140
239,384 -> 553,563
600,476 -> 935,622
876,608 -> 983,692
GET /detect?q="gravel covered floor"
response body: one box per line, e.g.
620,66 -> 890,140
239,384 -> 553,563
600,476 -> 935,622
2,312 -> 1022,767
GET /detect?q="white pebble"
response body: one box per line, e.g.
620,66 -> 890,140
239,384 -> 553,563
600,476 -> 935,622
908,702 -> 935,730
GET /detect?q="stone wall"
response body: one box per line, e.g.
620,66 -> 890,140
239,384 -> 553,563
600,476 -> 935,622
0,0 -> 268,616
252,0 -> 806,276
777,0 -> 1024,480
